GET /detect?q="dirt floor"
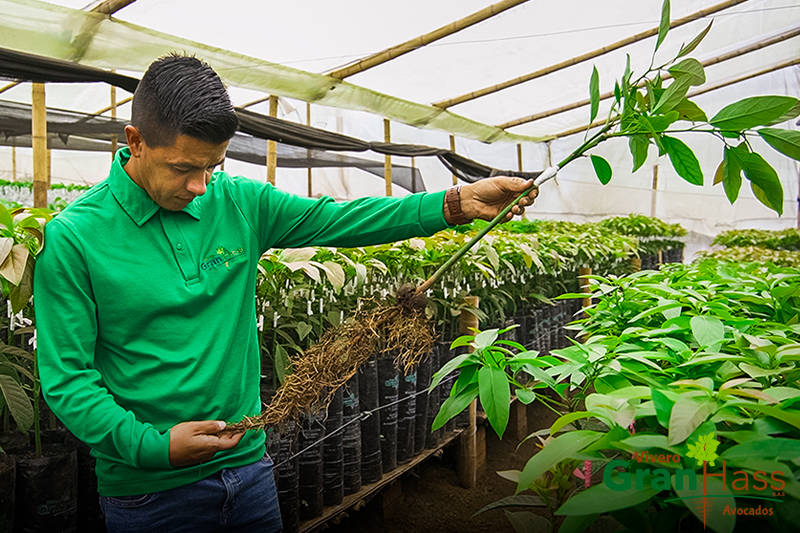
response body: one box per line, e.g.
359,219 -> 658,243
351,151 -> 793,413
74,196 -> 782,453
326,402 -> 564,533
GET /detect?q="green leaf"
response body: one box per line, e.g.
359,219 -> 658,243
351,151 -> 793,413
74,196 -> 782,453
667,396 -> 716,445
274,344 -> 291,384
480,365 -> 511,438
8,257 -> 34,314
628,134 -> 650,173
738,151 -> 784,215
721,438 -> 800,461
677,20 -> 713,58
674,98 -> 708,122
555,479 -> 660,515
558,514 -> 601,533
550,411 -> 597,435
652,388 -> 676,428
672,474 -> 735,533
516,431 -> 604,494
474,329 -> 499,350
662,136 -> 703,185
590,155 -> 612,185
0,205 -> 13,232
0,244 -> 29,286
652,76 -> 692,114
668,58 -> 705,86
432,383 -> 478,431
516,388 -> 536,405
0,374 -> 33,433
589,66 -> 600,124
504,511 -> 550,533
691,316 -> 724,348
655,0 -> 671,52
710,96 -> 799,131
717,147 -> 742,204
320,261 -> 345,291
429,351 -> 478,392
758,127 -> 800,161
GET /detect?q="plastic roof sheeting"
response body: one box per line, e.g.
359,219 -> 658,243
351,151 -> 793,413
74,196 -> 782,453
0,0 -> 797,236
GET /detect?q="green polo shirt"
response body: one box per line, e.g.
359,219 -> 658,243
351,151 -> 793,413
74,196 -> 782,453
34,147 -> 449,496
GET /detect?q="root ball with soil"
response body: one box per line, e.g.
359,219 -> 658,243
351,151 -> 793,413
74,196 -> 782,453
224,286 -> 434,433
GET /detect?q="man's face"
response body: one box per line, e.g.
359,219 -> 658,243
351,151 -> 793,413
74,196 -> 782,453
125,127 -> 229,211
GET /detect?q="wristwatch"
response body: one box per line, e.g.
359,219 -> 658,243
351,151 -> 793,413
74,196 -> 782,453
445,185 -> 470,226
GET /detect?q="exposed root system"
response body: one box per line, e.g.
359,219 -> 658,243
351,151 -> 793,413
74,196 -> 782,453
224,292 -> 434,434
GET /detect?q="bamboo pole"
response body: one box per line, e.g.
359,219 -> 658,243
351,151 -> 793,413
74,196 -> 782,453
578,267 -> 592,312
110,72 -> 118,160
31,83 -> 47,209
46,149 -> 51,188
0,81 -> 21,96
450,135 -> 457,186
93,95 -> 133,116
89,0 -> 137,14
433,0 -> 750,109
384,119 -> 392,196
552,57 -> 800,139
327,0 -> 530,79
498,25 -> 800,129
267,95 -> 278,186
456,295 -> 480,490
11,146 -> 16,182
307,102 -> 313,197
651,165 -> 659,218
411,156 -> 417,193
516,143 -> 523,172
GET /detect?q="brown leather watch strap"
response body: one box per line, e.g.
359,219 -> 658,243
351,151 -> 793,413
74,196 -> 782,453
445,185 -> 470,225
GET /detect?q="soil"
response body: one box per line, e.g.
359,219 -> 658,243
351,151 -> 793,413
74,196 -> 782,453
326,401 -> 571,533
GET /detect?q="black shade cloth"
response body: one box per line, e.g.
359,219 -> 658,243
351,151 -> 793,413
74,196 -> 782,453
0,101 -> 426,193
0,47 -> 139,93
0,47 -> 542,184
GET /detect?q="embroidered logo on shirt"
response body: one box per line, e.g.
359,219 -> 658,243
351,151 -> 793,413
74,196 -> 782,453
200,245 -> 245,270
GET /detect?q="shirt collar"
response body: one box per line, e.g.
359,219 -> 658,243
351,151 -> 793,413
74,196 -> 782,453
108,147 -> 202,226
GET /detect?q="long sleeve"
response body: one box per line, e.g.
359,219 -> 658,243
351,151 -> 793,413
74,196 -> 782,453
223,175 -> 450,252
34,218 -> 172,470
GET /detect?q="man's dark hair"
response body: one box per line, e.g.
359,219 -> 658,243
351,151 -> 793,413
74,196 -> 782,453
131,54 -> 238,147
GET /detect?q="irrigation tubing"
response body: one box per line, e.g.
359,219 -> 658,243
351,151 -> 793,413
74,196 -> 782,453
273,374 -> 457,469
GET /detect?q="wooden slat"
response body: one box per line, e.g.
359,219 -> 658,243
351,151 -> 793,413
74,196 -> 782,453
267,95 -> 278,185
433,0 -> 750,109
327,0 -> 530,79
32,83 -> 47,208
384,119 -> 392,196
552,57 -> 800,139
498,26 -> 800,130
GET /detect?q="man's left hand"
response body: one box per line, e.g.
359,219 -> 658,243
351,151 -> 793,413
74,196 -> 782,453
448,177 -> 539,224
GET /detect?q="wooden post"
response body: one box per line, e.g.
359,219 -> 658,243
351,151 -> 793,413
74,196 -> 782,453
307,102 -> 313,197
46,149 -> 51,188
11,146 -> 16,182
516,143 -> 523,172
266,95 -> 278,185
578,267 -> 592,312
650,165 -> 658,218
450,135 -> 457,186
31,83 -> 48,209
457,295 -> 480,489
411,156 -> 417,193
110,76 -> 118,159
384,119 -> 392,196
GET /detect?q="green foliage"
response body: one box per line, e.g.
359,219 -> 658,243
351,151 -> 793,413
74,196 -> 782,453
712,228 -> 800,251
566,0 -> 799,216
698,246 -> 800,268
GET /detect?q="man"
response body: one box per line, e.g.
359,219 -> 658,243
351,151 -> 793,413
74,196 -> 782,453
34,55 -> 538,532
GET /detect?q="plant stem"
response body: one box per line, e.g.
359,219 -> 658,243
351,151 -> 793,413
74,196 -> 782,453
33,349 -> 41,458
416,125 -> 614,295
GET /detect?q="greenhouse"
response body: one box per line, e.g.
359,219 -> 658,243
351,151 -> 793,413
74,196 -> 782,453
0,0 -> 798,532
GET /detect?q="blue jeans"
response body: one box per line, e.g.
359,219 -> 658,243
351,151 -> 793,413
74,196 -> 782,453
100,455 -> 282,533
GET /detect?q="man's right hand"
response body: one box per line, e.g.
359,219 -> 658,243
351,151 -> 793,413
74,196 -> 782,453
168,420 -> 245,467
